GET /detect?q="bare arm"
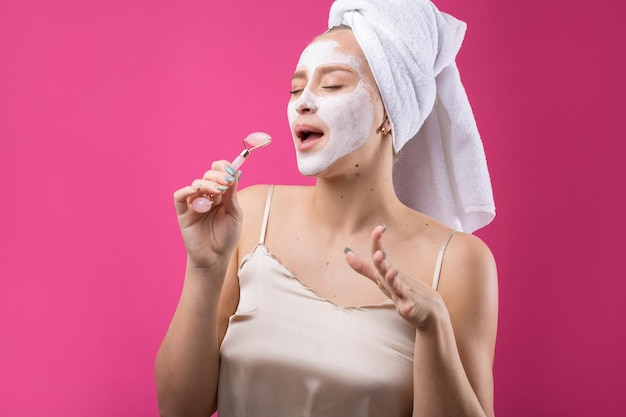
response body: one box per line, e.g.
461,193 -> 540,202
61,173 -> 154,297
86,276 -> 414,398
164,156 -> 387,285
155,161 -> 242,417
155,256 -> 239,417
345,226 -> 498,417
411,232 -> 497,416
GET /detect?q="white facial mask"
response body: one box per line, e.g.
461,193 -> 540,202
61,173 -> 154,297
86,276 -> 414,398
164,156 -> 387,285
287,40 -> 375,176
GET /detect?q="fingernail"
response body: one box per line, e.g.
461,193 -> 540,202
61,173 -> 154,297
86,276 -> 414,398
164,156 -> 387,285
236,170 -> 242,179
381,223 -> 387,233
192,184 -> 201,190
382,251 -> 387,259
217,185 -> 228,191
225,165 -> 236,175
225,175 -> 235,182
343,247 -> 353,254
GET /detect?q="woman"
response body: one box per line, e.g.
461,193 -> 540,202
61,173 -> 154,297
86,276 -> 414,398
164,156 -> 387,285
156,1 -> 497,416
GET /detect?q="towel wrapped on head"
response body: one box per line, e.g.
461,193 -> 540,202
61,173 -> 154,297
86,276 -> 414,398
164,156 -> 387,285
329,0 -> 495,233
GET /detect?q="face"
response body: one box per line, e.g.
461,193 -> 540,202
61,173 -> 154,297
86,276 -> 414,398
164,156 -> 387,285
288,30 -> 382,176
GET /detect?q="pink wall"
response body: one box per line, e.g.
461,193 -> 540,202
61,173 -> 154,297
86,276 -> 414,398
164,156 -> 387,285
1,1 -> 624,416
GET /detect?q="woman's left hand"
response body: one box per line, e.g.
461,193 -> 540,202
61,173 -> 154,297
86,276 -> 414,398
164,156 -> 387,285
344,224 -> 446,330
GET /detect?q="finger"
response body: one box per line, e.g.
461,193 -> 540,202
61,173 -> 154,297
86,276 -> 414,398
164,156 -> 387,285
200,162 -> 239,189
369,224 -> 386,258
344,248 -> 392,298
204,160 -> 233,177
385,267 -> 419,315
174,185 -> 204,214
370,224 -> 394,277
190,179 -> 230,195
214,175 -> 240,217
371,249 -> 391,280
344,248 -> 378,281
386,269 -> 424,319
385,267 -> 406,298
180,161 -> 239,212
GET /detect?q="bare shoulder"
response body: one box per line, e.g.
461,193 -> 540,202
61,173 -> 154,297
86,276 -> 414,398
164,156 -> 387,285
236,184 -> 310,248
238,184 -> 310,217
237,183 -> 273,210
437,231 -> 498,318
437,231 -> 498,412
445,232 -> 497,280
237,184 -> 309,209
236,184 -> 273,249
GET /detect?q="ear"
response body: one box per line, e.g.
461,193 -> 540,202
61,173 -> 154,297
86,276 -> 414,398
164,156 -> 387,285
376,115 -> 392,136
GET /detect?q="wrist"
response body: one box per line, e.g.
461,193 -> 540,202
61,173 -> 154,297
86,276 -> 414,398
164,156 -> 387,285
186,252 -> 232,273
185,258 -> 230,289
415,298 -> 451,333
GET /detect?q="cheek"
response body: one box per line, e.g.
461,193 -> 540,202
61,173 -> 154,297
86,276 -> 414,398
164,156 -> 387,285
321,84 -> 375,134
287,101 -> 297,126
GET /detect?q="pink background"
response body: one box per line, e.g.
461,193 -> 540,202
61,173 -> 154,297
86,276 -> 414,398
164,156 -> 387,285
1,0 -> 624,416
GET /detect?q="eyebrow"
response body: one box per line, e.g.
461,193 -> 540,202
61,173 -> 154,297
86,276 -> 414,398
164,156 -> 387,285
291,64 -> 358,80
292,70 -> 306,81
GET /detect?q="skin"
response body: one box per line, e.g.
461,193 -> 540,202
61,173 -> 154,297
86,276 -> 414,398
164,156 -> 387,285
156,29 -> 498,417
288,39 -> 375,175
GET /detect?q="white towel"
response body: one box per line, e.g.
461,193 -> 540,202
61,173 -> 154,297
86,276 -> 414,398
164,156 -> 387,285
328,0 -> 495,233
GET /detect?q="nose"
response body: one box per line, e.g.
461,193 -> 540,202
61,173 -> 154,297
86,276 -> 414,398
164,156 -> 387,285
295,88 -> 318,114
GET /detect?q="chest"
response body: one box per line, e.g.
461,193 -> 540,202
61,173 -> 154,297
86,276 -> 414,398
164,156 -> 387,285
219,248 -> 415,416
266,226 -> 439,307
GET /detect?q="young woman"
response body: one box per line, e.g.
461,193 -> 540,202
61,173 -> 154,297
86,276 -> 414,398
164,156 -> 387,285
156,2 -> 497,416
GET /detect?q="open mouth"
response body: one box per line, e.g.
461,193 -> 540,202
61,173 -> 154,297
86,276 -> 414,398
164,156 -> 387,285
296,126 -> 324,142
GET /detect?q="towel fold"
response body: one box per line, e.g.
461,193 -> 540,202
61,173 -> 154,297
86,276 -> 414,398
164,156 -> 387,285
329,0 -> 495,233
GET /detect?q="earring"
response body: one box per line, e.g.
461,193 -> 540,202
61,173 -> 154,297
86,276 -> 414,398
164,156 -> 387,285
381,127 -> 387,135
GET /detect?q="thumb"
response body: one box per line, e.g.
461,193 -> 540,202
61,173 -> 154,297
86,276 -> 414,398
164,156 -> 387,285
344,248 -> 379,283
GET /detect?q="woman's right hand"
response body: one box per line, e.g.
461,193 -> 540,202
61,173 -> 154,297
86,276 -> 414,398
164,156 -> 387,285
173,160 -> 243,270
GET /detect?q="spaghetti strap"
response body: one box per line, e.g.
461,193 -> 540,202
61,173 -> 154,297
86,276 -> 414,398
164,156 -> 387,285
258,185 -> 274,244
432,229 -> 456,290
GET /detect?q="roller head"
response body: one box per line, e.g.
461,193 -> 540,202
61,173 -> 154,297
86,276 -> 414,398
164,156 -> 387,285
244,132 -> 272,149
191,197 -> 213,213
191,132 -> 272,213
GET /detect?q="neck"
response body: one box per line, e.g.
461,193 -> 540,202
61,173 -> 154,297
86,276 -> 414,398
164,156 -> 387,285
307,153 -> 405,236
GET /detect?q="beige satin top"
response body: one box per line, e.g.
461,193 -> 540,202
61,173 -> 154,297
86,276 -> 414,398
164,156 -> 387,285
218,186 -> 456,417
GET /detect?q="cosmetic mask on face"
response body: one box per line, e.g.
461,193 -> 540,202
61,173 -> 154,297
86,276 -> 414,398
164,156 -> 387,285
287,40 -> 375,176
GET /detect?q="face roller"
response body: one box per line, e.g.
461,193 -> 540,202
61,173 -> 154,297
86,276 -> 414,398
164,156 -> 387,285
191,132 -> 272,213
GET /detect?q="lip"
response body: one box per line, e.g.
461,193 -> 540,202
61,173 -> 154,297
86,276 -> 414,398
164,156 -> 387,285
293,123 -> 325,152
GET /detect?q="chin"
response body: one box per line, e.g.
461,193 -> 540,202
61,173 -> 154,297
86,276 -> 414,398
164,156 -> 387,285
296,158 -> 329,177
297,165 -> 324,177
